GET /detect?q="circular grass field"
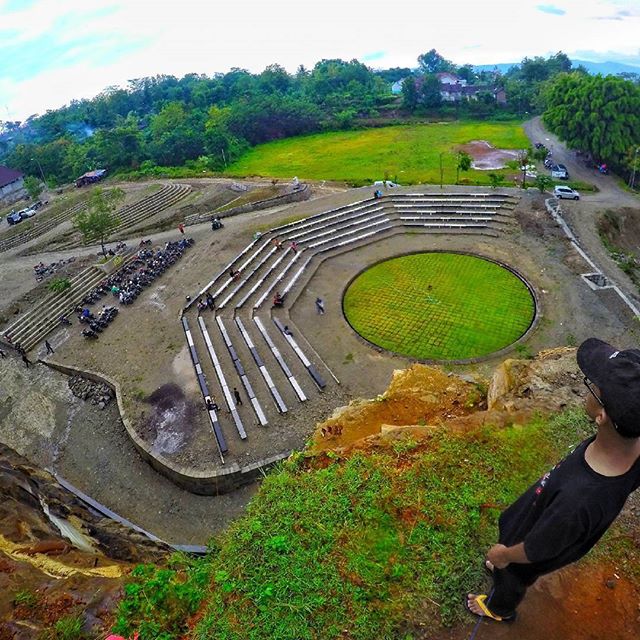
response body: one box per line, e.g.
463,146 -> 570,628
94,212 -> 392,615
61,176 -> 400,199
343,253 -> 535,361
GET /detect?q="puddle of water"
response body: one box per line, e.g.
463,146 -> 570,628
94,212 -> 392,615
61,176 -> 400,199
459,139 -> 521,170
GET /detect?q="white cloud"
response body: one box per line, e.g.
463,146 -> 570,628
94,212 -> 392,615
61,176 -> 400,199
1,0 -> 639,121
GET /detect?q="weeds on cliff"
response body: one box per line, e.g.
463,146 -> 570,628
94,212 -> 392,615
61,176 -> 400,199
38,615 -> 85,640
13,589 -> 38,609
114,409 -> 595,640
113,553 -> 212,639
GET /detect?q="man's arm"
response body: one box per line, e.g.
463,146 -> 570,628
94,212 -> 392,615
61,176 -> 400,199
486,543 -> 531,569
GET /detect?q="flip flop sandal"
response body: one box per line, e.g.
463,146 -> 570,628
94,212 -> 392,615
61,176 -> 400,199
464,594 -> 516,623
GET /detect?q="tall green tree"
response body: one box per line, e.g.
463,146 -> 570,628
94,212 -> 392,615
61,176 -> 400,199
401,77 -> 418,112
543,73 -> 640,169
418,49 -> 453,74
73,187 -> 124,254
23,175 -> 44,200
456,151 -> 472,184
420,74 -> 442,108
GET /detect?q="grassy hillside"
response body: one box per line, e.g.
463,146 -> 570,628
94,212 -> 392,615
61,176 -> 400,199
113,409 -> 608,640
225,122 -> 528,186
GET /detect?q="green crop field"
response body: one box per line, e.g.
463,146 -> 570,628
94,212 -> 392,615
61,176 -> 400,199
343,252 -> 535,361
226,121 -> 528,185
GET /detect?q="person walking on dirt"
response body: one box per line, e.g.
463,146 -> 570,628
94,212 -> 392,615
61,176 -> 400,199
233,387 -> 243,405
315,297 -> 325,315
44,340 -> 54,355
21,353 -> 33,368
466,338 -> 640,623
178,223 -> 185,235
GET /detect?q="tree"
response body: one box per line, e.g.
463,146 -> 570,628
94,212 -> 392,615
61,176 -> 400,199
488,173 -> 504,189
418,49 -> 453,74
534,174 -> 554,193
401,77 -> 418,112
420,74 -> 442,108
456,151 -> 472,183
543,73 -> 640,171
517,149 -> 532,188
73,187 -> 124,254
23,175 -> 44,200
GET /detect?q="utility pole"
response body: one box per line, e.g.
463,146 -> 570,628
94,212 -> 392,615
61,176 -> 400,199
31,157 -> 46,185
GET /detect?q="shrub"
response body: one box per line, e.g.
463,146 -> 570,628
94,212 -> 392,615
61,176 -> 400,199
42,615 -> 86,640
113,554 -> 212,639
13,589 -> 38,608
48,277 -> 71,293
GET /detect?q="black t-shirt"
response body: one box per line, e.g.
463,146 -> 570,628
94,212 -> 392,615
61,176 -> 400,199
498,436 -> 640,576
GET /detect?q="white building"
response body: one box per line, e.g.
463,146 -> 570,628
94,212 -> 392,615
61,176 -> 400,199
0,166 -> 26,205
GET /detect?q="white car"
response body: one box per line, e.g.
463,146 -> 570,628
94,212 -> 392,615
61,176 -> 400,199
554,185 -> 580,200
374,180 -> 400,188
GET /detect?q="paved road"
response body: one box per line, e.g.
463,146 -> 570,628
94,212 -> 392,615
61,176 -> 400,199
524,117 -> 638,206
524,117 -> 640,310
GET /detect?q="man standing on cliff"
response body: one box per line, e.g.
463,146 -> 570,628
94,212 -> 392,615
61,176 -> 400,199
466,338 -> 640,622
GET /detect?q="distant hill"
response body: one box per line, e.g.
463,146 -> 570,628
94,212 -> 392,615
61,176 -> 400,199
475,59 -> 640,76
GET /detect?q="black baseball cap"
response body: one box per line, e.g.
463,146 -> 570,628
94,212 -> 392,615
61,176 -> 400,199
577,338 -> 640,438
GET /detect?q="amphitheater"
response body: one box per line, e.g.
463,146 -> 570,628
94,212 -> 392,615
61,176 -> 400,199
1,178 -> 638,505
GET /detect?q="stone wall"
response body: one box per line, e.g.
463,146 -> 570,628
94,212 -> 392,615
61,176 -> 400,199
185,184 -> 311,226
41,360 -> 290,495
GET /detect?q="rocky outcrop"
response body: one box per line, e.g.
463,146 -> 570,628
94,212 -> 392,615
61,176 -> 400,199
68,375 -> 114,409
0,445 -> 169,638
311,348 -> 585,454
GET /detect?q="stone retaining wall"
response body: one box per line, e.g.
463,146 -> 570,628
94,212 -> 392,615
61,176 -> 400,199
185,184 -> 311,226
41,360 -> 291,495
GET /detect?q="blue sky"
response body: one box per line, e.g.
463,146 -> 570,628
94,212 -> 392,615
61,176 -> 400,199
1,0 -> 639,121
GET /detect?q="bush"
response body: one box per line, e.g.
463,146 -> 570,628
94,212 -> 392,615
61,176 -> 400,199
48,277 -> 71,293
113,554 -> 212,639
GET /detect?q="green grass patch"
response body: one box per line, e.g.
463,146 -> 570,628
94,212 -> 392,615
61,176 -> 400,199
343,253 -> 535,361
114,409 -> 598,639
225,121 -> 528,186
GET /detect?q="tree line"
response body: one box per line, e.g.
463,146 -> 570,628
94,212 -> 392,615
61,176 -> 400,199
1,51 -> 638,186
0,60 -> 391,184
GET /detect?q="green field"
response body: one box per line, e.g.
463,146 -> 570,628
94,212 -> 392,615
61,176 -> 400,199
343,253 -> 535,361
226,121 -> 528,185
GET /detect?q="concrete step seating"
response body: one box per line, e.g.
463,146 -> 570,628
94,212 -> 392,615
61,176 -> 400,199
271,317 -> 326,389
3,265 -> 106,352
216,316 -> 269,427
253,316 -> 307,401
234,316 -> 288,414
197,316 -> 248,438
228,193 -> 516,310
181,192 -> 517,445
56,184 -> 191,250
0,201 -> 87,254
181,317 -> 228,461
114,183 -> 191,231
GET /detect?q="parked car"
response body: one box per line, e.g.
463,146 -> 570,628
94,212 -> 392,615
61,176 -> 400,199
7,211 -> 23,225
550,164 -> 569,179
18,207 -> 36,218
374,180 -> 400,188
554,185 -> 580,200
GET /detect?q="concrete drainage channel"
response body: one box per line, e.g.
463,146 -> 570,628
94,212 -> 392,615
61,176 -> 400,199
53,473 -> 207,554
545,198 -> 640,318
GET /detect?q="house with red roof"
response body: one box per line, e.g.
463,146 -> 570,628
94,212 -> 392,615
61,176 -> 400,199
0,166 -> 26,205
